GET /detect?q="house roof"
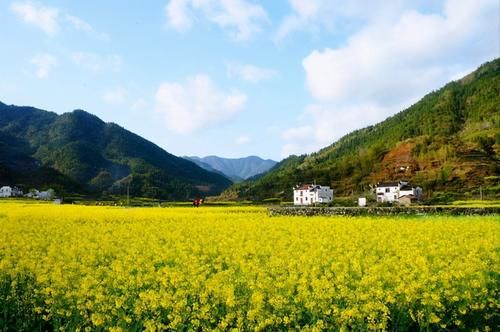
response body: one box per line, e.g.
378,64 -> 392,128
295,184 -> 331,191
400,185 -> 413,191
377,182 -> 399,187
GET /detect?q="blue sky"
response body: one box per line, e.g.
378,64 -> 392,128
1,0 -> 498,161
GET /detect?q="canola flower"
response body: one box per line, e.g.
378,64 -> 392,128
0,202 -> 498,331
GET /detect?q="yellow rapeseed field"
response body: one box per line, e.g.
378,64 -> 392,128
0,202 -> 498,331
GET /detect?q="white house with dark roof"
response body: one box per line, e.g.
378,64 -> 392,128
0,186 -> 12,198
376,182 -> 400,202
0,186 -> 23,198
376,181 -> 419,203
293,184 -> 333,205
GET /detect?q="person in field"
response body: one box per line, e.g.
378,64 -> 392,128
192,199 -> 203,207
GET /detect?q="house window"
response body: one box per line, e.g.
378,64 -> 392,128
300,191 -> 303,196
305,197 -> 308,201
394,195 -> 397,200
385,188 -> 390,193
295,197 -> 298,201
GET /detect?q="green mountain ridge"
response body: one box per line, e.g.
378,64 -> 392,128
225,58 -> 500,201
0,103 -> 232,199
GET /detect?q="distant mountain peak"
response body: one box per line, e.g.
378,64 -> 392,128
184,155 -> 277,182
68,109 -> 104,122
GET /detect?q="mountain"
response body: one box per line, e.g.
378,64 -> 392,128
0,103 -> 232,199
184,156 -> 277,182
182,157 -> 228,179
226,58 -> 500,201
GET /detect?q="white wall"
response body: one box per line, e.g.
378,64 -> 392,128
294,186 -> 333,205
0,187 -> 12,198
376,186 -> 399,202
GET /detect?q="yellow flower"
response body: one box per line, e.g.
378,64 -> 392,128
0,202 -> 497,331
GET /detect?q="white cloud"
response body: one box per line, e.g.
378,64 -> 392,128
302,0 -> 499,104
71,52 -> 123,72
235,135 -> 250,144
226,62 -> 277,83
11,1 -> 59,36
275,0 -> 322,41
276,0 -> 353,40
165,0 -> 192,31
65,14 -> 109,40
103,88 -> 127,105
31,53 -> 57,78
164,0 -> 268,40
11,2 -> 108,39
281,0 -> 500,157
155,74 -> 247,134
275,0 -> 448,41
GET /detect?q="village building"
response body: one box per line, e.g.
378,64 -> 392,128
376,181 -> 420,204
376,182 -> 400,203
293,184 -> 333,206
0,186 -> 23,198
0,186 -> 12,198
24,188 -> 55,200
399,183 -> 415,197
38,189 -> 55,200
399,195 -> 417,206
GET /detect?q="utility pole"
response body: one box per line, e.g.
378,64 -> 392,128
127,181 -> 130,206
151,186 -> 160,207
127,175 -> 133,206
480,185 -> 483,201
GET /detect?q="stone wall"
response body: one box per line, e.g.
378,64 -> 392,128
268,206 -> 500,217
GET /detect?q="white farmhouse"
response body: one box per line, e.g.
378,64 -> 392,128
376,182 -> 400,202
376,181 -> 418,203
294,184 -> 333,206
38,189 -> 55,200
0,186 -> 12,198
0,186 -> 23,198
24,188 -> 55,200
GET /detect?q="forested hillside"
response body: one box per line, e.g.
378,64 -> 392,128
226,58 -> 500,201
0,104 -> 232,199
